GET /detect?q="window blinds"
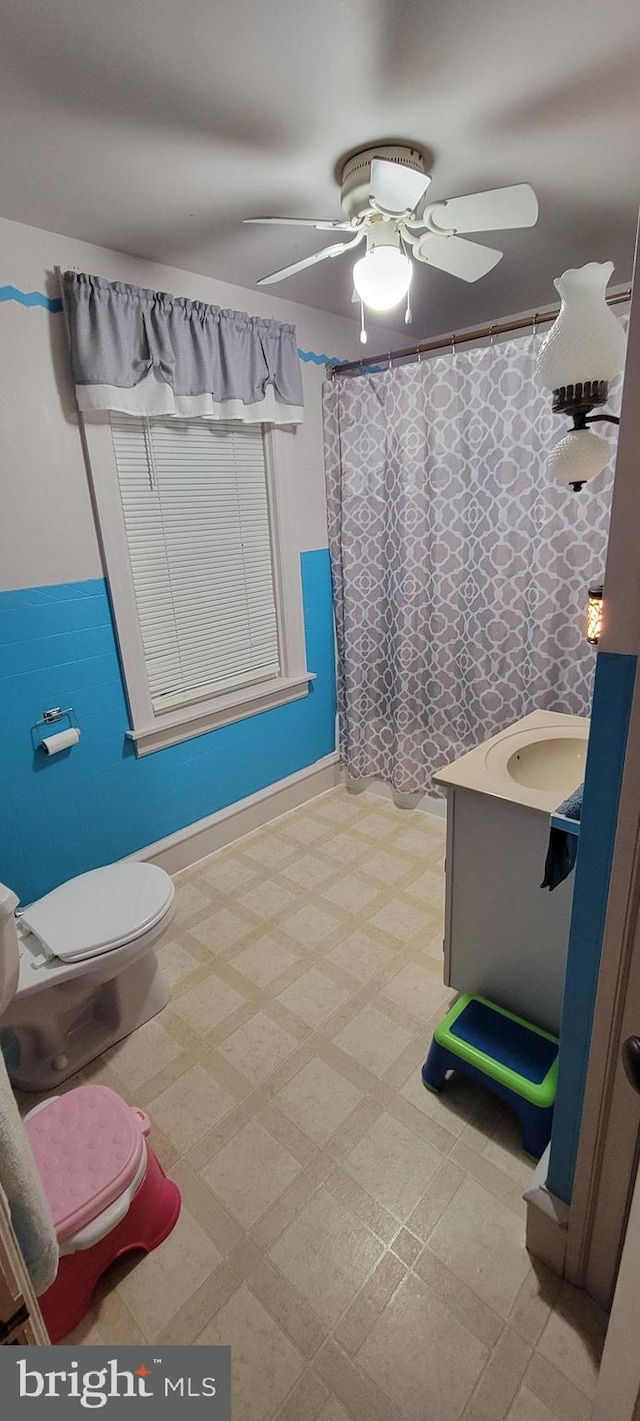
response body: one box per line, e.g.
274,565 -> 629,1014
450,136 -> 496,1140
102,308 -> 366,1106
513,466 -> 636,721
110,415 -> 280,710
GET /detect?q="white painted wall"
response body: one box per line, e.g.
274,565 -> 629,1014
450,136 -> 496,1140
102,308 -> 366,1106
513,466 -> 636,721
0,214 -> 367,592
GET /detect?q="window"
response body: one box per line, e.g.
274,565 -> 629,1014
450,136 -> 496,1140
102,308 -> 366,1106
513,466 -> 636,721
83,415 -> 312,755
111,415 -> 281,710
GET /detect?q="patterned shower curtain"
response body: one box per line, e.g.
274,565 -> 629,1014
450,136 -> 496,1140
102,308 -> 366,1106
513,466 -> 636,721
323,332 -> 618,795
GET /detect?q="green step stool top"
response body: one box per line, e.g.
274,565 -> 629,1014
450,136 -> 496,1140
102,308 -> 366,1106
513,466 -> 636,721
423,995 -> 559,1159
433,995 -> 559,1109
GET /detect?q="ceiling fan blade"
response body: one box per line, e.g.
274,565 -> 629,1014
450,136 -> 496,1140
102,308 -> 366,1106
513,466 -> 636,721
426,183 -> 538,234
244,216 -> 355,231
256,234 -> 363,287
369,157 -> 431,215
415,234 -> 503,282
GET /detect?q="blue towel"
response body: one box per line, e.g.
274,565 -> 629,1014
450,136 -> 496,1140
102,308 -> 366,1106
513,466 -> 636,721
556,786 -> 583,824
541,784 -> 583,891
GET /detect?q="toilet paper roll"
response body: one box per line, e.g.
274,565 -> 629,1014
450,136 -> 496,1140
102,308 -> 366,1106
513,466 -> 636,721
41,727 -> 81,755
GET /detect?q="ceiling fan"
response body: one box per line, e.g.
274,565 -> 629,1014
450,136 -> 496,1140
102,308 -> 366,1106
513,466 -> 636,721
244,144 -> 538,336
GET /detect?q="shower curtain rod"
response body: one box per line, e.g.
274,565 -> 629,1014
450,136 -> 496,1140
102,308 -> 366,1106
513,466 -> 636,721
328,288 -> 632,378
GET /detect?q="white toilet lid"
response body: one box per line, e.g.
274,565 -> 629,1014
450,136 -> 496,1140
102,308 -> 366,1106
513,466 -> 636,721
21,862 -> 175,963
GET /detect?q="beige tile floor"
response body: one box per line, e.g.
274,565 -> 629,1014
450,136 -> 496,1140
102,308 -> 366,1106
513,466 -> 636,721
23,787 -> 608,1420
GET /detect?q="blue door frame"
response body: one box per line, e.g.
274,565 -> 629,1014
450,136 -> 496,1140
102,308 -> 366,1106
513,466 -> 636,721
547,651 -> 637,1203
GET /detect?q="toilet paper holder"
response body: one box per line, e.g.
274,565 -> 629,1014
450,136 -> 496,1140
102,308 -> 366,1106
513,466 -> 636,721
34,706 -> 81,750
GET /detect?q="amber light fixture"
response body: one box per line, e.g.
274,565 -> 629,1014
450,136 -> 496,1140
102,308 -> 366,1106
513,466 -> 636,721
587,584 -> 604,644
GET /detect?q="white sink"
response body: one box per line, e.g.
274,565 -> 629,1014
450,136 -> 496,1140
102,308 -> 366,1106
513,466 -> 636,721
434,710 -> 589,813
483,721 -> 588,805
504,736 -> 587,793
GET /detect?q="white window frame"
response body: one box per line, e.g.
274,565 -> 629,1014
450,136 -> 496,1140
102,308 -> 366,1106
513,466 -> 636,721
81,414 -> 313,756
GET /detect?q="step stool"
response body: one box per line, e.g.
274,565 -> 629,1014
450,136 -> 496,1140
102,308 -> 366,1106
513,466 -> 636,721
422,995 -> 559,1160
24,1084 -> 181,1342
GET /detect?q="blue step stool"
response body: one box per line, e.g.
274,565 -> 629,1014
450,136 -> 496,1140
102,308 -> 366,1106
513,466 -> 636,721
422,995 -> 559,1160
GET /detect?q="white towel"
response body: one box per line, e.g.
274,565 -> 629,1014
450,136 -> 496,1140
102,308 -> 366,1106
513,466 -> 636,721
0,1044 -> 58,1295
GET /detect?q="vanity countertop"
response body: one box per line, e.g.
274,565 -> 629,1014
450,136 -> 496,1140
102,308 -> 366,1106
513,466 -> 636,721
433,709 -> 589,815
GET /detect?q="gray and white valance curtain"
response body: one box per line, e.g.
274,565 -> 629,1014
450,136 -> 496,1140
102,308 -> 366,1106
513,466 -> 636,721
64,271 -> 304,423
323,334 -> 619,795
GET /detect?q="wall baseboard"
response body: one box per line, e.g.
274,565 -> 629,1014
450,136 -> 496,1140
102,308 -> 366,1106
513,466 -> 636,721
128,754 -> 446,879
129,753 -> 342,876
524,1147 -> 570,1279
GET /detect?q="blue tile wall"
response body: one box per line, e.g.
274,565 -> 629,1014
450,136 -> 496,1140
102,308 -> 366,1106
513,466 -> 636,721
0,550 -> 336,904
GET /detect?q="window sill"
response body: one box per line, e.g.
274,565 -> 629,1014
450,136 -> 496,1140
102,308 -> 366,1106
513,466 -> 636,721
126,671 -> 316,757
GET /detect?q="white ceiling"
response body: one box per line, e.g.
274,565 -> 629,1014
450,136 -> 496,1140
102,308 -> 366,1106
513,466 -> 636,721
1,0 -> 639,340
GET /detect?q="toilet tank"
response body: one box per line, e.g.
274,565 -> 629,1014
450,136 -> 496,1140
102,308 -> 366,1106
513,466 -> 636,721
0,883 -> 20,1017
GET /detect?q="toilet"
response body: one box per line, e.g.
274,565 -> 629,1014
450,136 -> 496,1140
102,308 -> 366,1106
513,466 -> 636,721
0,862 -> 175,1091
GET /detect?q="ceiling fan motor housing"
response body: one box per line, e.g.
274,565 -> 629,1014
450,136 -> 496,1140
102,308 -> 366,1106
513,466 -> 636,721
365,221 -> 403,251
340,144 -> 427,218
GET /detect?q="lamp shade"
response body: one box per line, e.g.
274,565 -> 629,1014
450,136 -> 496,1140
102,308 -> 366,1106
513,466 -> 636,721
536,262 -> 626,393
547,428 -> 610,487
353,246 -> 412,312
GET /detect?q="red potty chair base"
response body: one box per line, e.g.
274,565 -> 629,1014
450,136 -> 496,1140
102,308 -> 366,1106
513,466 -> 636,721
40,1145 -> 181,1343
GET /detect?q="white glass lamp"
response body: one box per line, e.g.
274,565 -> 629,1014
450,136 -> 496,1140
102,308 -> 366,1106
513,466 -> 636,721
537,261 -> 625,491
547,428 -> 610,488
537,262 -> 626,395
353,226 -> 412,312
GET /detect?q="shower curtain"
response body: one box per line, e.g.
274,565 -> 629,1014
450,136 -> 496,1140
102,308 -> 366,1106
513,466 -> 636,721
323,332 -> 618,794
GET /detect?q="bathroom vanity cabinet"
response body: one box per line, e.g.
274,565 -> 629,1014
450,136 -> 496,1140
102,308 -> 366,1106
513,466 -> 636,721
434,711 -> 588,1037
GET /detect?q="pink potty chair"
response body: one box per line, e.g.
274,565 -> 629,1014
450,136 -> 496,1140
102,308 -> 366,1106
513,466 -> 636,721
24,1084 -> 181,1342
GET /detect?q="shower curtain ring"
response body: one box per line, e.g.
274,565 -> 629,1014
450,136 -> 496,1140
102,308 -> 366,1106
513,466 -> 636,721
417,342 -> 423,363
489,325 -> 495,348
532,312 -> 539,341
387,351 -> 392,371
451,332 -> 456,359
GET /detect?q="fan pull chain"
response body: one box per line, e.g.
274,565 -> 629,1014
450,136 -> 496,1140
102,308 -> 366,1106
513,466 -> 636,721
360,301 -> 368,345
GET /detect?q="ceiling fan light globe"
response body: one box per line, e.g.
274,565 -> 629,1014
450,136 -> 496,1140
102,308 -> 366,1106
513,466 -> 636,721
353,247 -> 412,311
